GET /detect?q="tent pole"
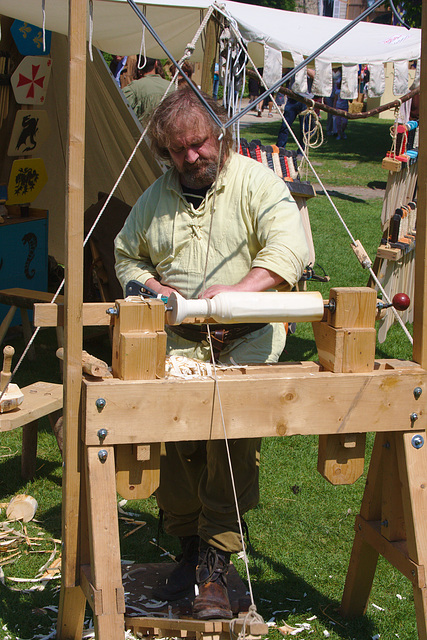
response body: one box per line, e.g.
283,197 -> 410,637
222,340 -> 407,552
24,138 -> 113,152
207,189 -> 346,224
200,16 -> 217,95
57,0 -> 87,637
412,0 -> 427,367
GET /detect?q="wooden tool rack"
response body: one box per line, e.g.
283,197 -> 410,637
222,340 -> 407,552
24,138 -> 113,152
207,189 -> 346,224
34,286 -> 427,639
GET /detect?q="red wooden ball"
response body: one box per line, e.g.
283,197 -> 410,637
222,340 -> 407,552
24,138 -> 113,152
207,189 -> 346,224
392,293 -> 410,311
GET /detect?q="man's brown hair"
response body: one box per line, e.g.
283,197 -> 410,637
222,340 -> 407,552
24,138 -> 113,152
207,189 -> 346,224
148,88 -> 233,163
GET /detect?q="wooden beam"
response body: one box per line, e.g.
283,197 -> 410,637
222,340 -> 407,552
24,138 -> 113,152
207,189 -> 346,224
82,364 -> 427,444
57,0 -> 87,636
412,2 -> 427,367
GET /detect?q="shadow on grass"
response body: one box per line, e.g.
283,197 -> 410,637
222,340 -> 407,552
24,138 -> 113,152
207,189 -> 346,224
280,334 -> 317,363
243,548 -> 377,640
316,189 -> 367,203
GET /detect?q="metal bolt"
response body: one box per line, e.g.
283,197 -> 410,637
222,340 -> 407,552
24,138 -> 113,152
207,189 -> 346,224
325,299 -> 336,314
98,449 -> 108,463
410,412 -> 418,428
414,387 -> 423,400
382,441 -> 390,449
411,434 -> 424,450
95,398 -> 106,412
106,307 -> 118,316
97,428 -> 108,443
381,520 -> 388,528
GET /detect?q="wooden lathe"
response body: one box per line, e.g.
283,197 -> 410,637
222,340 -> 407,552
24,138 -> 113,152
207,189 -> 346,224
34,286 -> 427,639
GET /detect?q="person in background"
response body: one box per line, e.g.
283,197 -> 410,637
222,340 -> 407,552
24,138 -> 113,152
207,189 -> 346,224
110,55 -> 127,87
169,60 -> 194,88
276,68 -> 315,149
123,57 -> 174,123
247,69 -> 261,115
212,62 -> 220,100
333,69 -> 348,140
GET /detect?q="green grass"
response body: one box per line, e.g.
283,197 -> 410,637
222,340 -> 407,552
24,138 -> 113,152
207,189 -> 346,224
0,116 -> 417,639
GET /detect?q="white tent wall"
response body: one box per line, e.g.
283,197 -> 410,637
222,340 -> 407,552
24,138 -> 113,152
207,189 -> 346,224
0,1 -> 421,71
28,32 -> 162,263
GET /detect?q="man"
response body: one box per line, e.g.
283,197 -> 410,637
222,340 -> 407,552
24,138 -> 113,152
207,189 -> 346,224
277,68 -> 315,149
123,57 -> 173,123
115,89 -> 309,620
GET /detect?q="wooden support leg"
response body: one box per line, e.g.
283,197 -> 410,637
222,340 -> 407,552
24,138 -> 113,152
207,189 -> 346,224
396,431 -> 427,640
86,445 -> 125,639
57,585 -> 86,640
0,305 -> 17,343
340,432 -> 385,616
21,419 -> 38,480
341,429 -> 427,638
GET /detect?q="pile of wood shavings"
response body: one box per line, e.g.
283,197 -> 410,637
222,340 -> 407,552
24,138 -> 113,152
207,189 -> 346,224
0,513 -> 61,593
165,355 -> 244,379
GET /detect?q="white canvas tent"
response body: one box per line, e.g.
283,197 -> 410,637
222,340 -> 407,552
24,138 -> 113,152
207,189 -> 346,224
0,2 -> 421,261
0,0 -> 421,65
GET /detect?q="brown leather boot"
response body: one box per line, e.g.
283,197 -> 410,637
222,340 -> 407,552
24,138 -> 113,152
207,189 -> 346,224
153,535 -> 199,601
192,545 -> 232,620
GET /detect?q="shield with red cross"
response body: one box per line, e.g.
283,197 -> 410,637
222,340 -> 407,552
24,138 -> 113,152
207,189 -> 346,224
10,56 -> 52,105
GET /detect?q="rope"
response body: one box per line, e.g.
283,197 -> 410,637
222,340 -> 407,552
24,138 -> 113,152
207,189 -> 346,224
42,0 -> 46,52
299,105 -> 324,180
205,324 -> 258,610
88,0 -> 94,62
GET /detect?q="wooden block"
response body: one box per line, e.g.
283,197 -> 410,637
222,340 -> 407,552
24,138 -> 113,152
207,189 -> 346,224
115,442 -> 160,499
382,156 -> 401,172
313,322 -> 376,373
327,287 -> 377,329
112,299 -> 166,380
318,433 -> 366,485
114,331 -> 158,380
156,330 -> 167,378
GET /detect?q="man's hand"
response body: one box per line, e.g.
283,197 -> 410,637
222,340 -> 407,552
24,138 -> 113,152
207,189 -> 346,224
145,278 -> 178,298
200,268 -> 285,299
200,284 -> 237,299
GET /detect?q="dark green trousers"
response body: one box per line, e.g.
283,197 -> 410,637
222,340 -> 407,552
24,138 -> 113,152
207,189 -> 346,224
156,438 -> 261,553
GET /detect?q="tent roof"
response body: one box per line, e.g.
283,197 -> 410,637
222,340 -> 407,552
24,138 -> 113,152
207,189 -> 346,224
0,0 -> 421,65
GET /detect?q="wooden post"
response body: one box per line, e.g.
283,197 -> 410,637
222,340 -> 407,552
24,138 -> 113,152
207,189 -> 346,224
413,1 -> 427,367
57,0 -> 87,637
200,17 -> 218,95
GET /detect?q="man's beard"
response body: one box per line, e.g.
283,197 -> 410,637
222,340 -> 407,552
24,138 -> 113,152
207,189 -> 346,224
179,159 -> 219,188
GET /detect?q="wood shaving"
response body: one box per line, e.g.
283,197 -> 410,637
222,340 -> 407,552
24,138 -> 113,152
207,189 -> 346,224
0,520 -> 61,592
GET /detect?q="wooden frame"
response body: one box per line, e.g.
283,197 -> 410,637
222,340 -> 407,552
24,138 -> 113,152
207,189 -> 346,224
52,1 -> 427,639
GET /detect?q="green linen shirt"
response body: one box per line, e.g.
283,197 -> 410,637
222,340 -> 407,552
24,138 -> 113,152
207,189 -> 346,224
123,74 -> 174,123
114,151 -> 310,363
